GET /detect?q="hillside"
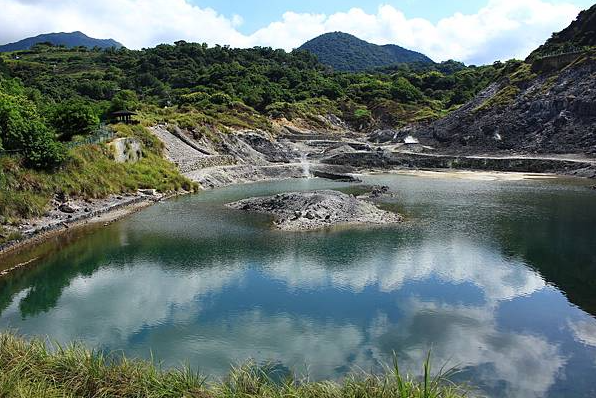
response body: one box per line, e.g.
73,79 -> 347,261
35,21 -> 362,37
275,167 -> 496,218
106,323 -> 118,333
392,6 -> 596,155
528,3 -> 596,59
0,31 -> 122,52
299,32 -> 434,72
0,42 -> 498,133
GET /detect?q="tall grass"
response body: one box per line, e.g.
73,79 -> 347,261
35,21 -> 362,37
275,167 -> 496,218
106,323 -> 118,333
0,332 -> 469,398
0,125 -> 197,226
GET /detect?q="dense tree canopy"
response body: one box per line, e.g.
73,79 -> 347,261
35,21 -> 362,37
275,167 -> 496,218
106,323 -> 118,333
0,80 -> 65,168
0,40 -> 507,170
2,42 -> 501,122
50,100 -> 99,141
299,32 -> 434,72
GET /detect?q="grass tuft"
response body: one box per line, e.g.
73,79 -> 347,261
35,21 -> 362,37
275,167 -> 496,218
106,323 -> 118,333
0,332 -> 469,398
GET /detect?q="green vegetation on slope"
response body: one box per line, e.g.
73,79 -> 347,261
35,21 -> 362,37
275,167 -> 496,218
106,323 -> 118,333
473,61 -> 537,113
0,41 -> 503,132
0,72 -> 195,241
0,124 -> 195,223
0,75 -> 66,169
0,332 -> 468,398
528,4 -> 596,59
299,32 -> 433,72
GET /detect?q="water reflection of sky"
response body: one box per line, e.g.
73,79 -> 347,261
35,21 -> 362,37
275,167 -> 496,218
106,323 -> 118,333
1,175 -> 596,398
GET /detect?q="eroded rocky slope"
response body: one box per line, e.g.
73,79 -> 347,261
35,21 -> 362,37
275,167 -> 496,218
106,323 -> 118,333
382,53 -> 596,155
380,6 -> 596,156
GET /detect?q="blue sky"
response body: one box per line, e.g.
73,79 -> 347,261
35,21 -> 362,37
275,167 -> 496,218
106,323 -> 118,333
0,0 -> 593,64
193,0 -> 594,34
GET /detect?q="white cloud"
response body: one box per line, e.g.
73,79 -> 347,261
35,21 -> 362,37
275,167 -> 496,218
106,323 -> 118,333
0,0 -> 249,50
0,0 -> 582,64
2,270 -> 565,394
366,298 -> 567,398
569,319 -> 596,347
0,226 -> 571,393
1,259 -> 246,348
262,235 -> 546,301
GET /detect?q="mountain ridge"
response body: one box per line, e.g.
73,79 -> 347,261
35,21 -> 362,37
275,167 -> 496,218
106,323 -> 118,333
0,31 -> 123,52
299,32 -> 434,72
528,3 -> 596,60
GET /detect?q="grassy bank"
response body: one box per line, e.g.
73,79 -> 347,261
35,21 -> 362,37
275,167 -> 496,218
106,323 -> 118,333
0,124 -> 196,244
0,333 -> 468,398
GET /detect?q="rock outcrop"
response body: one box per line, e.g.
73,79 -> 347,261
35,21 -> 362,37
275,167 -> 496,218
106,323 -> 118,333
389,53 -> 596,155
108,138 -> 142,163
379,5 -> 596,156
227,190 -> 402,231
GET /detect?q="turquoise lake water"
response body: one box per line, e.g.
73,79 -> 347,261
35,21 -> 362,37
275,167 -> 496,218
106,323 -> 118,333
1,174 -> 596,397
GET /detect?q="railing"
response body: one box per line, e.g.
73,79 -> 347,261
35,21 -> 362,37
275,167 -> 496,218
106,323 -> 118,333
64,123 -> 115,149
536,46 -> 591,60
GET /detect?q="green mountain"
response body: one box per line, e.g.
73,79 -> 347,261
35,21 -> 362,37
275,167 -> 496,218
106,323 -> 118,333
528,3 -> 596,59
0,31 -> 122,52
299,32 -> 434,72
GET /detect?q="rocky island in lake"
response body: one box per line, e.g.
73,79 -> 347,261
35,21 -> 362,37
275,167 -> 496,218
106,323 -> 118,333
227,190 -> 402,230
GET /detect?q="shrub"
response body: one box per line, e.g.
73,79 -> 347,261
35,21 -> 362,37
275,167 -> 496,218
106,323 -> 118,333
0,91 -> 66,169
22,123 -> 66,169
354,107 -> 372,123
50,100 -> 100,141
109,90 -> 139,113
178,91 -> 211,106
210,92 -> 233,106
391,77 -> 424,103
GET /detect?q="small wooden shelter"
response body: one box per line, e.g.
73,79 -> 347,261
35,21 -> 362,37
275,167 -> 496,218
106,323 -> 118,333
112,110 -> 137,124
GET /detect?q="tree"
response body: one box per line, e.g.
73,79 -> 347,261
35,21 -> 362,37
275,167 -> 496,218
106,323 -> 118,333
0,91 -> 65,169
109,90 -> 139,113
391,77 -> 423,103
22,121 -> 66,169
51,100 -> 100,141
0,92 -> 38,150
353,107 -> 372,126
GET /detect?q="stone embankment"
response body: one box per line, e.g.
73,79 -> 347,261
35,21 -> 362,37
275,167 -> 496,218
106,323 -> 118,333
150,121 -> 596,183
227,190 -> 402,231
323,151 -> 596,178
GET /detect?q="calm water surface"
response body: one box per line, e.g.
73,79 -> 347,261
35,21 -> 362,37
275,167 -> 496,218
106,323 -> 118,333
1,174 -> 596,398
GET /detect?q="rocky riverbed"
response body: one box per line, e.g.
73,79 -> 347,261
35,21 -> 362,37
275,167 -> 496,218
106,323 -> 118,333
227,190 -> 402,231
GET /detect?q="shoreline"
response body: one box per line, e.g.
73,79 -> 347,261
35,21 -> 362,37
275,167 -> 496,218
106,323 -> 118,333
0,165 -> 590,277
323,151 -> 596,179
362,168 -> 564,181
0,195 -> 164,274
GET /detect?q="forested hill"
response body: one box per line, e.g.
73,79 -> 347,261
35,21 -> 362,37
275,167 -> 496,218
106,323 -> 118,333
0,32 -> 122,52
0,41 -> 499,134
528,3 -> 596,59
299,32 -> 434,72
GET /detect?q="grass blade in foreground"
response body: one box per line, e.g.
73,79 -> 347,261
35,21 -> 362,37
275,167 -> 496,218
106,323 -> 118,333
0,332 -> 470,398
